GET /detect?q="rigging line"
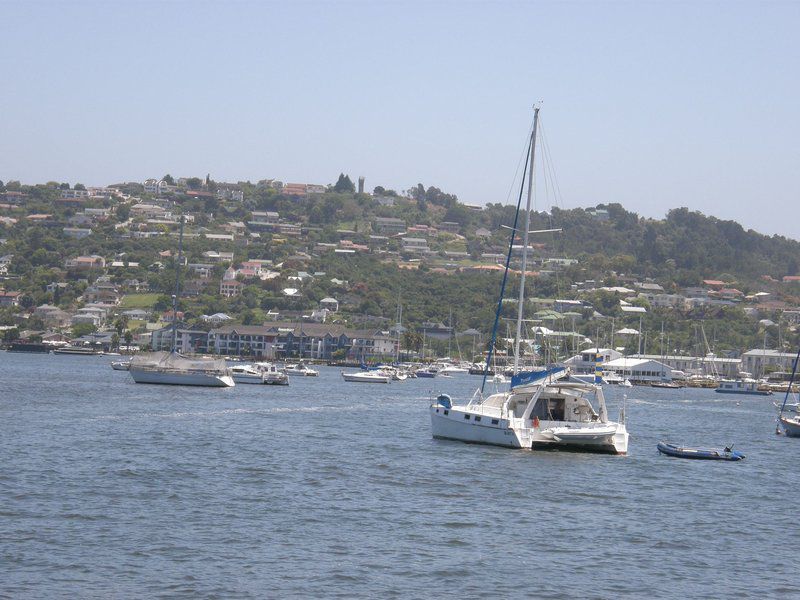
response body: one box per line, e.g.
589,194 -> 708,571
778,347 -> 800,425
539,122 -> 562,210
482,134 -> 532,395
538,119 -> 559,207
539,119 -> 565,209
502,121 -> 536,207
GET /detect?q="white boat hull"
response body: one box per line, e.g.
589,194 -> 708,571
129,369 -> 235,387
780,416 -> 800,437
232,374 -> 265,384
430,405 -> 628,454
342,372 -> 390,383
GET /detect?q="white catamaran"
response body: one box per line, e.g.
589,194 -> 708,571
429,107 -> 629,454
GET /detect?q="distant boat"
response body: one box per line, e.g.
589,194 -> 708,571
415,368 -> 437,378
285,362 -> 319,377
715,378 -> 771,396
650,381 -> 683,389
255,362 -> 290,386
341,370 -> 391,383
468,364 -> 494,376
657,441 -> 745,461
54,346 -> 103,356
110,360 -> 131,371
230,364 -> 268,384
129,351 -> 234,387
128,215 -> 234,388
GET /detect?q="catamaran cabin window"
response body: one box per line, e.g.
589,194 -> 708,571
475,416 -> 481,422
491,419 -> 499,425
464,414 -> 470,420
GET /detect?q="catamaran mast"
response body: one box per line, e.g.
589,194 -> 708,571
513,107 -> 539,374
171,213 -> 185,353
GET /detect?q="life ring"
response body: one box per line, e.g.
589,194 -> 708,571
533,416 -> 540,428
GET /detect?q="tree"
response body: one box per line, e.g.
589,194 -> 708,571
162,174 -> 175,185
334,173 -> 355,193
186,177 -> 203,190
124,331 -> 133,347
74,183 -> 86,191
111,332 -> 120,350
72,323 -> 97,338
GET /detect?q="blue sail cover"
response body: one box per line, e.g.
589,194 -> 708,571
511,366 -> 565,389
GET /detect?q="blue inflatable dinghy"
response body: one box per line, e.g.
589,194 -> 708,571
657,441 -> 745,461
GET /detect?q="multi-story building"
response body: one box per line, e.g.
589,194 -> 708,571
373,217 -> 406,235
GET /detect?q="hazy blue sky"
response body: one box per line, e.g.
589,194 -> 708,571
1,1 -> 798,237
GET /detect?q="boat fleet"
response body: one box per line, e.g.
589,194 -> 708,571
13,107 -> 800,461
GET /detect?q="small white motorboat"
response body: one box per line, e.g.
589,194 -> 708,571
110,360 -> 131,371
285,363 -> 319,377
255,362 -> 290,386
341,370 -> 391,383
230,364 -> 266,384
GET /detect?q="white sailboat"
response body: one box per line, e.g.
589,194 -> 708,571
129,215 -> 234,388
776,348 -> 800,436
429,107 -> 629,454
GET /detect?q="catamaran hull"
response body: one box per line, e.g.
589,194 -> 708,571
780,416 -> 800,437
430,409 -> 520,448
129,369 -> 235,387
430,406 -> 628,454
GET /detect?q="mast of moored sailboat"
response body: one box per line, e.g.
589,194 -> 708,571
512,107 -> 539,375
170,213 -> 185,353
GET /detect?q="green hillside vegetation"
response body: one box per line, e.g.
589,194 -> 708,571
1,176 -> 799,357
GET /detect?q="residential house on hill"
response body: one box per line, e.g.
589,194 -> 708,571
65,255 -> 105,271
373,217 -> 406,235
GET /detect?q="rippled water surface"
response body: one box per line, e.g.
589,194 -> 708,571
2,352 -> 799,598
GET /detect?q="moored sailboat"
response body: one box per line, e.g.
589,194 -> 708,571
128,216 -> 234,387
429,107 -> 628,454
776,347 -> 800,436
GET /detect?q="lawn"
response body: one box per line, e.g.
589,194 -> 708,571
120,293 -> 160,309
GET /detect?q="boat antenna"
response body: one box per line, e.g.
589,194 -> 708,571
481,123 -> 533,394
513,106 -> 539,375
170,213 -> 185,354
776,346 -> 800,434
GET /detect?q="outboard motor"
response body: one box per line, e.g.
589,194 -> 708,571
436,394 -> 452,409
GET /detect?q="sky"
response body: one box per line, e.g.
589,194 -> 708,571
1,0 -> 798,238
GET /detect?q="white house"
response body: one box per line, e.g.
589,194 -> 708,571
319,297 -> 339,312
603,357 -> 673,383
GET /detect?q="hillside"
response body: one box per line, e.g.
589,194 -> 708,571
1,176 -> 799,358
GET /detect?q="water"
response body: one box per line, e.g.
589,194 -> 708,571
1,352 -> 798,599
